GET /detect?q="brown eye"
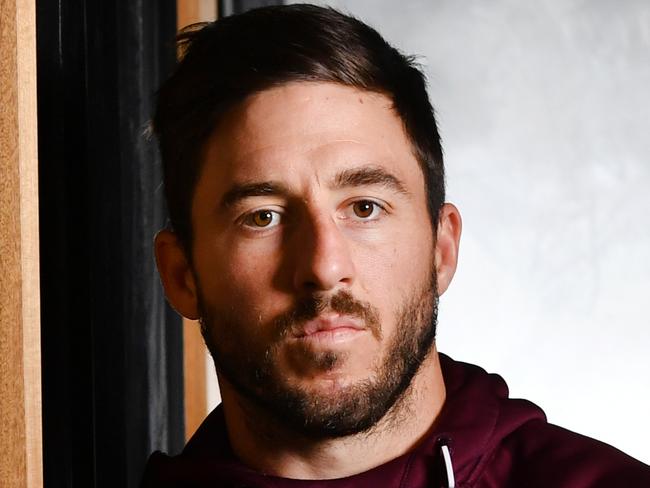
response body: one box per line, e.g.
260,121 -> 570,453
352,200 -> 376,219
246,209 -> 280,228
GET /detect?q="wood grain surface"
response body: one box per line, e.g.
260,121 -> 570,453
0,0 -> 43,486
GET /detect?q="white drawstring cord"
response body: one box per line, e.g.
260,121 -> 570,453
440,444 -> 456,488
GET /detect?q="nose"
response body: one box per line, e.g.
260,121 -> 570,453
292,212 -> 356,292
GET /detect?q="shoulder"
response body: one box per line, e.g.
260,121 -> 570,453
483,419 -> 650,487
438,354 -> 650,487
140,406 -> 247,487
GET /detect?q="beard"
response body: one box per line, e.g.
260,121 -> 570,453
197,272 -> 438,440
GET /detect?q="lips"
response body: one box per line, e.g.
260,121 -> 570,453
294,315 -> 365,338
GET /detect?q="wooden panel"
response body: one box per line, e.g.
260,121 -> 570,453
182,320 -> 208,440
0,0 -> 43,486
177,0 -> 217,30
176,0 -> 217,441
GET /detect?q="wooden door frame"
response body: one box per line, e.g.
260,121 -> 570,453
0,0 -> 43,486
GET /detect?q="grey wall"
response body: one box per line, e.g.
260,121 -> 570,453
288,0 -> 650,463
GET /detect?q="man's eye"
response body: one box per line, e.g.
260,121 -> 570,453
351,200 -> 381,220
243,209 -> 281,228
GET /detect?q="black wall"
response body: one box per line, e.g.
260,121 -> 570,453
37,1 -> 184,486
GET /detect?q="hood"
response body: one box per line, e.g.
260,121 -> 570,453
141,353 -> 546,487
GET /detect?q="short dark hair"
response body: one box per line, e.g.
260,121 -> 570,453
154,4 -> 445,252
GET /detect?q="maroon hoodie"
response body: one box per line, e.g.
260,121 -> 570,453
141,354 -> 650,487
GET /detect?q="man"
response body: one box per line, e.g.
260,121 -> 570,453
143,4 -> 650,487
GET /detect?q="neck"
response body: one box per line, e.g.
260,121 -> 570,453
218,346 -> 446,480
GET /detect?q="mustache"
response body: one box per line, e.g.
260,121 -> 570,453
273,290 -> 382,340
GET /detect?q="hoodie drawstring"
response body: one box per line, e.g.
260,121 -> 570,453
439,443 -> 456,488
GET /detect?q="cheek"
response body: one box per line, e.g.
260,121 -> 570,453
195,237 -> 283,307
195,246 -> 281,351
357,226 -> 432,285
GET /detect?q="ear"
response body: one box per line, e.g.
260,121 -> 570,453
154,229 -> 200,320
434,203 -> 462,296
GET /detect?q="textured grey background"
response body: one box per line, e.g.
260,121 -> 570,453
284,0 -> 650,463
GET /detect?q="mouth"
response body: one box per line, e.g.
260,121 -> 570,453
292,315 -> 367,343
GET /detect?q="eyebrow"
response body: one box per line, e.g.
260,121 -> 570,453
219,165 -> 409,210
331,165 -> 409,195
220,181 -> 290,209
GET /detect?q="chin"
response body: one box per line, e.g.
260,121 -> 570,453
303,369 -> 374,393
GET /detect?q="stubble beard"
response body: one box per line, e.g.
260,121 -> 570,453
197,273 -> 439,440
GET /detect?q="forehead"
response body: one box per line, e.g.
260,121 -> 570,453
196,81 -> 423,197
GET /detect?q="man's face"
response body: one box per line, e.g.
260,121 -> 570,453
190,82 -> 437,437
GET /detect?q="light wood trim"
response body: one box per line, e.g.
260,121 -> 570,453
176,0 -> 217,441
182,320 -> 208,440
177,0 -> 217,30
0,0 -> 43,486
